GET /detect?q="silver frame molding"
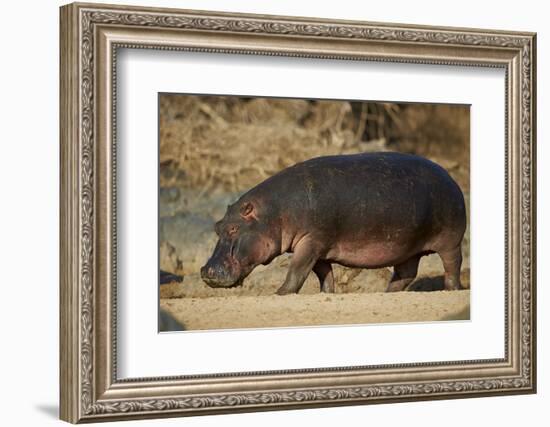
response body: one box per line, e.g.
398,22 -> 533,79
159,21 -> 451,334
60,2 -> 536,423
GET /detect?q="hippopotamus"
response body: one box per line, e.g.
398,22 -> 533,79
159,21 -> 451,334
200,152 -> 466,294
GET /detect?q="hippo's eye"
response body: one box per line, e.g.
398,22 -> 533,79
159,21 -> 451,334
227,225 -> 239,236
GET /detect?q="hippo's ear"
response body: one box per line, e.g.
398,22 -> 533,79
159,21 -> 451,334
240,202 -> 257,221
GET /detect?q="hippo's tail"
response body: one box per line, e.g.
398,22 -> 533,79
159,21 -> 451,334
160,270 -> 184,285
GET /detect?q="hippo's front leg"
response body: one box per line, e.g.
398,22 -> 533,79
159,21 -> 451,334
276,237 -> 320,295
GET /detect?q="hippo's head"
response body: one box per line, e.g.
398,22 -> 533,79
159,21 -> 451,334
200,200 -> 279,288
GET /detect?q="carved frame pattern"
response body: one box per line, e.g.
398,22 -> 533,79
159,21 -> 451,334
60,2 -> 536,423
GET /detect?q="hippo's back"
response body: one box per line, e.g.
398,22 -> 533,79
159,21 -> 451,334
248,152 -> 466,263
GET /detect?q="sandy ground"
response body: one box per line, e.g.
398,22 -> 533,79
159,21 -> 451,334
159,254 -> 470,331
160,290 -> 470,331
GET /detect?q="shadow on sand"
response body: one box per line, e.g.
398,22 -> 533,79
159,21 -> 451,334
159,309 -> 186,332
408,271 -> 470,292
441,305 -> 471,321
408,276 -> 446,292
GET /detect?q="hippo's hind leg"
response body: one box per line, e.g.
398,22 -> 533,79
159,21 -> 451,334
313,260 -> 335,293
386,255 -> 420,292
438,246 -> 463,290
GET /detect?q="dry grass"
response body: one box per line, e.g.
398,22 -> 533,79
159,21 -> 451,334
159,95 -> 469,196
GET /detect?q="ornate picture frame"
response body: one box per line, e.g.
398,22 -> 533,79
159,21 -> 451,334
60,2 -> 536,423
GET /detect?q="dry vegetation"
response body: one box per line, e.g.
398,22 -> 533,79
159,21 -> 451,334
158,94 -> 470,331
160,96 -> 469,196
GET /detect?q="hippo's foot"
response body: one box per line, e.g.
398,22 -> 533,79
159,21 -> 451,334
313,260 -> 335,293
386,279 -> 413,292
386,255 -> 420,292
444,275 -> 463,291
276,285 -> 299,296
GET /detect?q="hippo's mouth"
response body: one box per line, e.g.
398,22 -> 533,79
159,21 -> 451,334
202,276 -> 244,289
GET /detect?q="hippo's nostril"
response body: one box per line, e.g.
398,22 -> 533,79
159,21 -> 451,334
200,265 -> 219,280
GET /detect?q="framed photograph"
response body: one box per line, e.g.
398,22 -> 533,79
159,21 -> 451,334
60,2 -> 536,423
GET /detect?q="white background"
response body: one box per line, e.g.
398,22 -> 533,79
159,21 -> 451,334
0,0 -> 546,426
118,50 -> 505,377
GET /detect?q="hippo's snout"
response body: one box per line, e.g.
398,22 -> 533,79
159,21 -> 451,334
200,262 -> 240,288
200,264 -> 220,286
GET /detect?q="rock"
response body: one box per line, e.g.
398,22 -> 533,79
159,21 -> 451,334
159,241 -> 183,274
